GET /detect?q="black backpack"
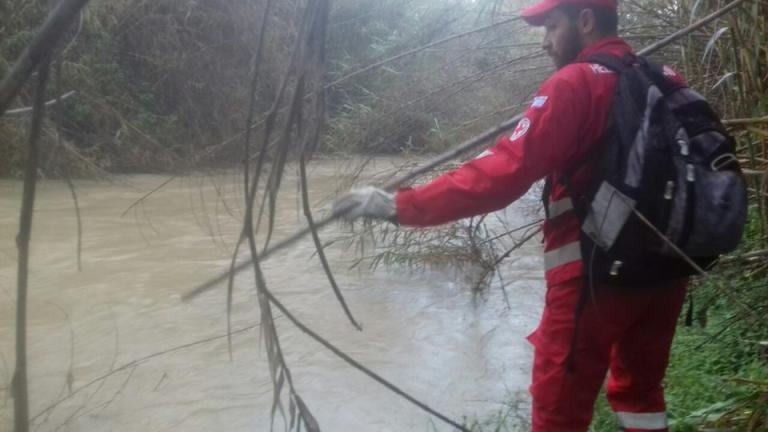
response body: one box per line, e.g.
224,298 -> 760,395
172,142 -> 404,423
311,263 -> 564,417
558,54 -> 748,286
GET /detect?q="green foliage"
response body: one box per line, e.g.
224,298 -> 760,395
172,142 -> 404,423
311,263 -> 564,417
1,0 -> 276,175
323,0 -> 545,154
589,296 -> 768,431
0,0 -> 544,175
463,395 -> 531,431
348,213 -> 504,292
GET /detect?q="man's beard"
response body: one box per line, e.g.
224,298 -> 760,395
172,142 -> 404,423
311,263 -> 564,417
554,24 -> 584,69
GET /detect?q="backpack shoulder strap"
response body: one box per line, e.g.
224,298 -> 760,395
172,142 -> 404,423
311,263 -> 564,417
580,53 -> 634,73
559,54 -> 633,217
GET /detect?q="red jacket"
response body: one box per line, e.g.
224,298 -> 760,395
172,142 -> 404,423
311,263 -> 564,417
395,37 -> 685,286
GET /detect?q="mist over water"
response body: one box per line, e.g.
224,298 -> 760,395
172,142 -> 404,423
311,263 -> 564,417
0,160 -> 545,431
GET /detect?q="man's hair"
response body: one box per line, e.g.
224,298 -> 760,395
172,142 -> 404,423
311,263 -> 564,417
559,4 -> 619,36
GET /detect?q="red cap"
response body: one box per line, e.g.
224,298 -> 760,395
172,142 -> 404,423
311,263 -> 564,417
521,0 -> 617,26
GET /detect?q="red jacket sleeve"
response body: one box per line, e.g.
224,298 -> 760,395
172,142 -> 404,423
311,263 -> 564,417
396,69 -> 595,227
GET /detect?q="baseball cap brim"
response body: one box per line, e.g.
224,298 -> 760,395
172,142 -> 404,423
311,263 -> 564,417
521,0 -> 560,26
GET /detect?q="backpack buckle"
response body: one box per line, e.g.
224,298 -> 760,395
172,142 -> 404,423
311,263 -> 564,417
609,260 -> 623,276
710,153 -> 738,171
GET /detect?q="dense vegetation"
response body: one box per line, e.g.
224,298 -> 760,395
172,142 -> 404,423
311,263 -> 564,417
1,0 -> 545,176
2,0 -> 766,430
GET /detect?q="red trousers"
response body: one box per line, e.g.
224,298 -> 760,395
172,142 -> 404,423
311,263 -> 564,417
528,277 -> 687,432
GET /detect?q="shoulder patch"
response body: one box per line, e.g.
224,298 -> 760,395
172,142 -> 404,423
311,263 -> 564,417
662,65 -> 676,77
531,96 -> 548,108
589,63 -> 613,74
510,117 -> 531,141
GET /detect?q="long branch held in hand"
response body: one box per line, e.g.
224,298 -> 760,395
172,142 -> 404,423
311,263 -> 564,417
183,0 -> 751,302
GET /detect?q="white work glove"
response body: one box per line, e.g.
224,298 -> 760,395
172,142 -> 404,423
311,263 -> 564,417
332,186 -> 397,223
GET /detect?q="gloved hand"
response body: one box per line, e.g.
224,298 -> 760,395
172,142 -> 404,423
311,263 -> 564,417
332,186 -> 397,223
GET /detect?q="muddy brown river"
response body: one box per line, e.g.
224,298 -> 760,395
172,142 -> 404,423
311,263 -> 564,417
0,160 -> 545,431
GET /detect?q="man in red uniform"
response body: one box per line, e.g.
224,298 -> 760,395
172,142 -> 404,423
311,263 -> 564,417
334,0 -> 688,430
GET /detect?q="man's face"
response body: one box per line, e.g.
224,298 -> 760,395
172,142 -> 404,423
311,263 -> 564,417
541,9 -> 584,69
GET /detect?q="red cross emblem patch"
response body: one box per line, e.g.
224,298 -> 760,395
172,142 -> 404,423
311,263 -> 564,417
510,117 -> 531,141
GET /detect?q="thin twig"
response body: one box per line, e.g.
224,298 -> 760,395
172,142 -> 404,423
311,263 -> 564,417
261,282 -> 472,432
194,17 -> 530,160
299,156 -> 362,330
491,226 -> 543,268
120,177 -> 176,218
637,0 -> 751,56
323,17 -> 521,90
616,193 -> 762,321
63,177 -> 83,271
724,115 -> 768,125
31,323 -> 265,422
3,90 -> 75,117
234,3 -> 323,429
719,248 -> 768,264
472,225 -> 543,300
51,57 -> 83,271
478,219 -> 545,246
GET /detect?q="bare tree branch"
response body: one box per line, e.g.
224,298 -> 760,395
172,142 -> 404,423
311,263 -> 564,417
14,55 -> 51,432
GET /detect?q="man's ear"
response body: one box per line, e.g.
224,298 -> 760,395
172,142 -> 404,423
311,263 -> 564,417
579,8 -> 597,35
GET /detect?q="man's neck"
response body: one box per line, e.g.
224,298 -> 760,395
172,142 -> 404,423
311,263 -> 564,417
576,36 -> 629,61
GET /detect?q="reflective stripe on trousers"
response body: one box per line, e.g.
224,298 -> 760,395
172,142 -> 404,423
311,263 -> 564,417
544,241 -> 581,271
617,411 -> 668,430
546,197 -> 573,219
529,278 -> 686,432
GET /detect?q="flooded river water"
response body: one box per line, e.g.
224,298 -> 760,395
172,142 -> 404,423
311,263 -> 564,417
0,160 -> 546,431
